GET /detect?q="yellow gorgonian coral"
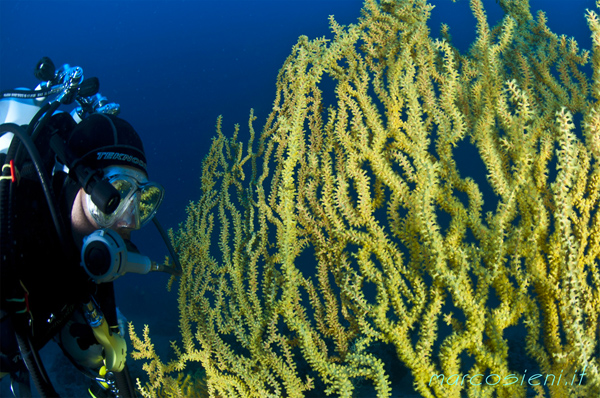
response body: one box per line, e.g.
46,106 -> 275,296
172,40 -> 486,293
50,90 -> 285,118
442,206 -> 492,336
130,0 -> 600,396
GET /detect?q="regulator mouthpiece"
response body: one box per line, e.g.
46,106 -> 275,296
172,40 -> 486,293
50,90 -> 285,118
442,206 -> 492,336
81,229 -> 153,283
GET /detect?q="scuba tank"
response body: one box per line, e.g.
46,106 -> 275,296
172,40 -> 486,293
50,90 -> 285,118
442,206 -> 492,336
0,90 -> 44,155
0,92 -> 44,125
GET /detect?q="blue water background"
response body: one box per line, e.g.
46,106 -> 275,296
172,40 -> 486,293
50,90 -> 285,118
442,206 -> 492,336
0,0 -> 595,396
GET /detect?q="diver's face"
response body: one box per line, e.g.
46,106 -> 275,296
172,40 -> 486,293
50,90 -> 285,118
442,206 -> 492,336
88,198 -> 134,240
72,167 -> 151,243
83,165 -> 164,235
82,166 -> 152,240
73,189 -> 133,242
72,165 -> 164,245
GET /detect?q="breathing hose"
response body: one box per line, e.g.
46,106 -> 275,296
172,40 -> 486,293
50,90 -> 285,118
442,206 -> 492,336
113,365 -> 137,398
0,123 -> 68,249
14,327 -> 60,397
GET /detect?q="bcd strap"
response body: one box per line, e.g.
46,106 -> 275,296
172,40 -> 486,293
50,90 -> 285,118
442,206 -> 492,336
3,281 -> 34,335
1,160 -> 19,183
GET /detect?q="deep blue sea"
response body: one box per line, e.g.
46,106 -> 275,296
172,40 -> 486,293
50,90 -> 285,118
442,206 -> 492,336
0,0 -> 595,396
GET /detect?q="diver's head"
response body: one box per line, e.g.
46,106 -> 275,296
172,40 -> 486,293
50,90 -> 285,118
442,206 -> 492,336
67,114 -> 163,241
67,113 -> 147,173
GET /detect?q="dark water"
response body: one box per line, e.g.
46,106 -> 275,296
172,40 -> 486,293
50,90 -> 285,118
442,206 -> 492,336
0,0 -> 594,396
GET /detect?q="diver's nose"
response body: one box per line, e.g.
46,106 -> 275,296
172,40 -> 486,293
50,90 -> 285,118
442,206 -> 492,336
113,196 -> 141,233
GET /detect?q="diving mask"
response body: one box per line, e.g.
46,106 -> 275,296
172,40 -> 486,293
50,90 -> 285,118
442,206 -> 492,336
85,166 -> 164,229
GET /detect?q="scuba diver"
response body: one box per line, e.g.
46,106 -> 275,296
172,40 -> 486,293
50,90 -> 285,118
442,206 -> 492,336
0,57 -> 180,397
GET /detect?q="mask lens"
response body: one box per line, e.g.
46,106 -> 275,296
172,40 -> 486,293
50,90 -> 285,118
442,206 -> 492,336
139,183 -> 164,227
112,178 -> 135,200
86,174 -> 164,229
87,176 -> 137,228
